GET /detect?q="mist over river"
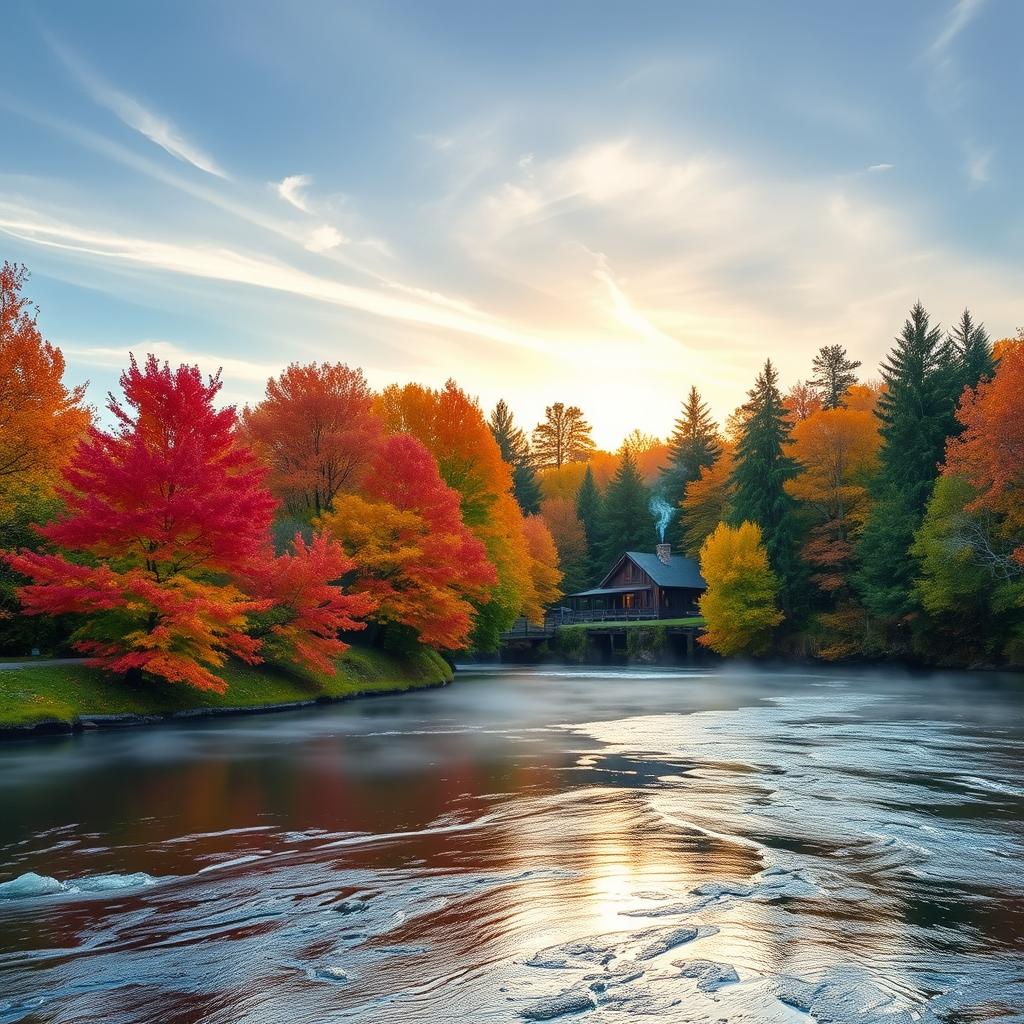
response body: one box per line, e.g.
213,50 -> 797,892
1,666 -> 1022,1023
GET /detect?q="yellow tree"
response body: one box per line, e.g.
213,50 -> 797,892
698,521 -> 783,656
522,514 -> 563,617
785,406 -> 881,595
679,443 -> 736,558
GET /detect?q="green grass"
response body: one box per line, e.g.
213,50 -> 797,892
0,645 -> 453,730
558,617 -> 705,633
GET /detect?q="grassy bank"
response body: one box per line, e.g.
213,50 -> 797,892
0,645 -> 453,733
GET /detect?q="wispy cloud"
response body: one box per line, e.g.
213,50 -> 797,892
46,34 -> 228,179
928,0 -> 987,60
866,163 -> 893,173
275,174 -> 313,212
965,143 -> 992,187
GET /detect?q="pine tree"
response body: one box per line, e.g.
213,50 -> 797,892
856,302 -> 962,632
575,466 -> 606,585
489,399 -> 542,514
948,308 -> 994,396
730,360 -> 802,609
599,450 -> 654,564
660,386 -> 721,540
531,403 -> 596,469
809,344 -> 862,410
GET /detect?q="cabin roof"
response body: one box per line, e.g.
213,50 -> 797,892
599,550 -> 707,590
567,584 -> 653,598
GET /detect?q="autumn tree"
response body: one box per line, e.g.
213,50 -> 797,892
680,443 -> 736,558
246,532 -> 374,674
856,303 -> 961,637
943,340 -> 1024,571
540,496 -> 588,595
531,403 -> 596,469
377,380 -> 534,648
698,521 -> 783,656
522,515 -> 563,615
7,357 -> 280,691
318,433 -> 496,650
660,386 -> 721,545
489,399 -> 542,514
809,344 -> 861,410
730,360 -> 802,609
600,450 -> 653,563
0,262 -> 90,515
784,381 -> 823,422
243,362 -> 382,521
786,406 -> 881,599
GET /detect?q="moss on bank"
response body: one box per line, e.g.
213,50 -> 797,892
0,645 -> 453,732
557,617 -> 705,633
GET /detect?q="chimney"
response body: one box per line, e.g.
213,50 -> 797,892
656,542 -> 672,565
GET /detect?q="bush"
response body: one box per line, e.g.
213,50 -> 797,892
626,625 -> 666,663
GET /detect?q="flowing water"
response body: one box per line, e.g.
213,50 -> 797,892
0,666 -> 1022,1023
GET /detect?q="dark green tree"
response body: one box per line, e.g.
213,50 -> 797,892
856,302 -> 961,638
599,451 -> 654,564
660,386 -> 721,544
489,399 -> 542,514
575,466 -> 606,585
948,308 -> 994,397
730,359 -> 802,610
809,344 -> 862,409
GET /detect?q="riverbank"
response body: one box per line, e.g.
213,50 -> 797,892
0,646 -> 453,738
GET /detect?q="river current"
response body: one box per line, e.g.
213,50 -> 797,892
0,666 -> 1022,1023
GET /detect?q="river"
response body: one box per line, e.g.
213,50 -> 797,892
0,666 -> 1022,1023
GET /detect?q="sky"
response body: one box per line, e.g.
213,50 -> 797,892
2,0 -> 1022,450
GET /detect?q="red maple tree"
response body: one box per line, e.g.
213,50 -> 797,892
8,355 -> 280,691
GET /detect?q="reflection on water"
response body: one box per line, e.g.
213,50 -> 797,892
0,666 -> 1022,1022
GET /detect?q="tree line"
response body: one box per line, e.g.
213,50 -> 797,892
1,259 -> 1021,687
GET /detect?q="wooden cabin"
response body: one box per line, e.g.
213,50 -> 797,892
565,544 -> 706,621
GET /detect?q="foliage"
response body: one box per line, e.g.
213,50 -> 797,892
599,450 -> 653,564
943,340 -> 1024,569
575,465 -> 607,585
784,381 -> 823,422
698,521 -> 783,656
786,406 -> 880,598
539,497 -> 588,595
679,443 -> 735,558
856,303 -> 961,629
377,380 -> 534,648
243,362 -> 381,520
319,433 -> 496,650
809,344 -> 862,410
660,385 -> 721,542
0,262 -> 90,516
490,399 -> 542,514
730,359 -> 802,609
626,624 -> 666,662
947,308 -> 994,396
522,515 -> 563,615
7,356 -> 280,691
531,402 -> 596,469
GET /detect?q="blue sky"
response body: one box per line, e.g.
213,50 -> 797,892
2,0 -> 1021,447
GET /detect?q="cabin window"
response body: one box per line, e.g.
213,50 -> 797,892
624,592 -> 634,609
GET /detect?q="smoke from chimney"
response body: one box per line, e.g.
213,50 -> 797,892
648,495 -> 676,543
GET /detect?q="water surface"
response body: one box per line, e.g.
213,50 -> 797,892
1,666 -> 1022,1022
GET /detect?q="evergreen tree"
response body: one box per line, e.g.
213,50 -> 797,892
575,466 -> 606,585
600,451 -> 654,564
856,302 -> 962,633
660,386 -> 721,544
531,403 -> 596,469
730,360 -> 802,609
809,344 -> 862,409
948,308 -> 994,396
489,399 -> 542,514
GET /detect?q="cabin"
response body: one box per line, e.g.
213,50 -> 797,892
565,544 -> 706,622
